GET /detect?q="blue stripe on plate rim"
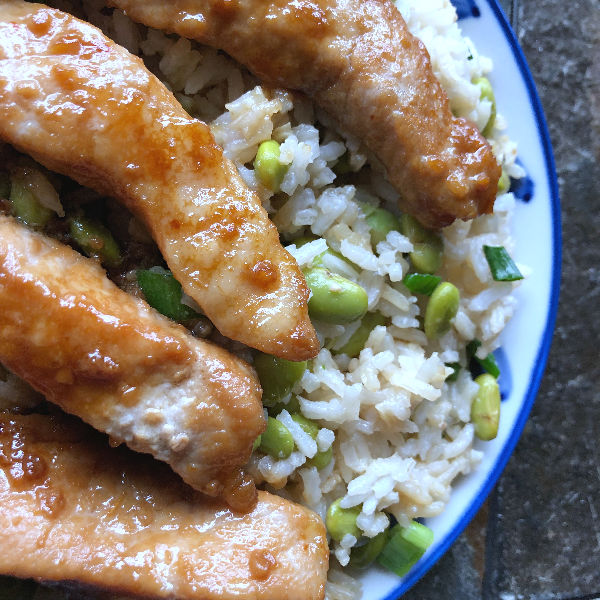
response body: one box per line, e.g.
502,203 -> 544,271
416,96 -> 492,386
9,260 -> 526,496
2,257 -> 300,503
381,1 -> 561,598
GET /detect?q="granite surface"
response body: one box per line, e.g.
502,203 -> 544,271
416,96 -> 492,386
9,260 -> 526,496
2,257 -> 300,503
403,0 -> 600,598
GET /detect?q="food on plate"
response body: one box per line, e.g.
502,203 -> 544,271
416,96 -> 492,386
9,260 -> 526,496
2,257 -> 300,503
0,411 -> 329,600
0,0 -> 527,597
0,215 -> 264,507
106,0 -> 501,228
0,0 -> 319,361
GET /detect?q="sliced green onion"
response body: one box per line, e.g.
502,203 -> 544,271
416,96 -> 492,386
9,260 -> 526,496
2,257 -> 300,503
69,216 -> 121,268
403,273 -> 441,296
136,267 -> 199,322
467,339 -> 500,378
445,362 -> 462,382
9,176 -> 53,228
377,521 -> 434,577
483,245 -> 523,282
466,339 -> 482,363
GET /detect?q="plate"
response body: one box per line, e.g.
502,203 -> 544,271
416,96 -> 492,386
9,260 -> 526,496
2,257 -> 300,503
360,1 -> 561,598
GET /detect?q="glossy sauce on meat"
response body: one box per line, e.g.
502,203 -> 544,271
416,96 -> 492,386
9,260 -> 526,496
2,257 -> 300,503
0,1 -> 319,360
108,0 -> 501,228
0,412 -> 329,599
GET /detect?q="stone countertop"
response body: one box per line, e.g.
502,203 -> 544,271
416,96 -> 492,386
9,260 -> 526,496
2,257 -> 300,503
404,0 -> 600,598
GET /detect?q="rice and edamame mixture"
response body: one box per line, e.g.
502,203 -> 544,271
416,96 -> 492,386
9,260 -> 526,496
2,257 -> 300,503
0,0 -> 527,597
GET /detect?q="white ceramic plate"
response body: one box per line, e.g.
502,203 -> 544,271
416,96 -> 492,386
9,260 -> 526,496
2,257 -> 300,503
359,1 -> 561,598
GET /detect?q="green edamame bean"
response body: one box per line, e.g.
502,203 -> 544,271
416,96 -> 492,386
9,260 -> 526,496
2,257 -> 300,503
336,311 -> 387,358
69,216 -> 122,268
291,413 -> 333,469
365,207 -> 401,247
326,499 -> 361,541
304,267 -> 368,324
497,169 -> 510,195
268,394 -> 301,417
471,373 -> 501,440
473,76 -> 497,137
9,175 -> 53,228
400,214 -> 443,274
349,530 -> 390,569
252,435 -> 262,452
258,417 -> 294,459
254,140 -> 289,191
424,282 -> 460,339
254,353 -> 307,408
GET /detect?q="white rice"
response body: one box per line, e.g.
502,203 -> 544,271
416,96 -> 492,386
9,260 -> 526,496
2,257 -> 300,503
36,0 -> 525,597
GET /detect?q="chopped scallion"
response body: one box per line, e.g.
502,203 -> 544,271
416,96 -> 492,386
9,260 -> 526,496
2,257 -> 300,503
377,521 -> 434,577
466,340 -> 500,378
483,245 -> 523,281
137,267 -> 199,322
445,362 -> 462,382
403,273 -> 441,296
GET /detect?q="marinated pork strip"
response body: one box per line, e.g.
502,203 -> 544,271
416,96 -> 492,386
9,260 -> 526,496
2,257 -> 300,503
0,215 -> 265,508
107,0 -> 501,229
0,1 -> 319,361
0,412 -> 329,600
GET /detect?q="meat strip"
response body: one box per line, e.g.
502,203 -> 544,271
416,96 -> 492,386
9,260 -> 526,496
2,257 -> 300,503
108,0 -> 501,229
0,411 -> 328,599
0,215 -> 264,509
0,1 -> 319,360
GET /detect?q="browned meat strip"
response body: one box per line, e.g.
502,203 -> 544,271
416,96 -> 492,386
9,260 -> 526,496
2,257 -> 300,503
0,411 -> 329,599
0,0 -> 319,360
106,0 -> 501,229
0,215 -> 264,509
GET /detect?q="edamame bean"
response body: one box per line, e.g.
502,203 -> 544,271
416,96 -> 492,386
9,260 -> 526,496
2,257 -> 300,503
268,394 -> 301,417
349,530 -> 390,569
336,311 -> 387,358
258,417 -> 294,459
69,216 -> 121,268
254,140 -> 289,191
9,175 -> 53,228
400,214 -> 443,274
290,413 -> 333,469
471,373 -> 500,440
473,76 -> 497,137
326,499 -> 361,541
364,207 -> 401,247
303,267 -> 368,324
497,169 -> 510,194
254,353 -> 307,407
424,282 -> 460,339
252,435 -> 262,452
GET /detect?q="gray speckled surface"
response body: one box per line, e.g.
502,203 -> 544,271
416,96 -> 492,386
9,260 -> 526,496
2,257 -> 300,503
404,0 -> 600,598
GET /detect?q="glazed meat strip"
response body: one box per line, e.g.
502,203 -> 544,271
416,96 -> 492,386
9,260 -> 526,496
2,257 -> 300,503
108,0 -> 501,229
0,215 -> 265,509
0,1 -> 319,361
0,412 -> 329,600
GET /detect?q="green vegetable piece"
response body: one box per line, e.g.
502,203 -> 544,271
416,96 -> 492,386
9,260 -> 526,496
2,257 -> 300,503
365,207 -> 401,247
400,214 -> 443,274
258,417 -> 294,459
291,413 -> 319,439
326,499 -> 361,542
349,530 -> 390,569
477,352 -> 500,378
377,521 -> 434,577
466,339 -> 482,362
252,435 -> 262,452
268,394 -> 301,417
306,446 -> 333,470
483,245 -> 524,281
424,282 -> 460,340
0,172 -> 10,199
69,216 -> 121,268
497,169 -> 510,194
304,266 -> 368,324
403,273 -> 441,296
410,240 -> 443,274
474,76 -> 497,137
136,267 -> 198,321
471,373 -> 501,440
254,353 -> 307,408
254,140 -> 289,191
9,176 -> 53,228
336,311 -> 387,358
445,362 -> 462,382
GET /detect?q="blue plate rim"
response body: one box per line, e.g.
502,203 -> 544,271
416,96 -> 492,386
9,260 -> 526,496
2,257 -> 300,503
381,1 -> 562,598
